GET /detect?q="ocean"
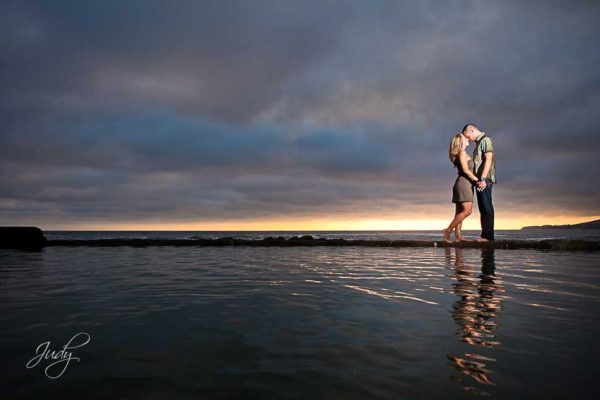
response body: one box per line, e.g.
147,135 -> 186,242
1,231 -> 599,399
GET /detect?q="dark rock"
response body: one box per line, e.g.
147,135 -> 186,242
0,226 -> 47,249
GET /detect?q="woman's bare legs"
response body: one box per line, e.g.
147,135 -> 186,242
443,204 -> 461,242
443,202 -> 473,242
456,222 -> 463,242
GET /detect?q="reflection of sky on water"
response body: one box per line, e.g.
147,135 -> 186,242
0,246 -> 598,398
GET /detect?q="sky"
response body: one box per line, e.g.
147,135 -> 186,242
1,0 -> 599,230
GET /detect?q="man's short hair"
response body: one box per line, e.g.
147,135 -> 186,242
462,123 -> 479,134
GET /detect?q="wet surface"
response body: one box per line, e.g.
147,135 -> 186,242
1,246 -> 598,398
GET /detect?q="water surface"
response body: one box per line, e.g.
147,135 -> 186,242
1,246 -> 598,399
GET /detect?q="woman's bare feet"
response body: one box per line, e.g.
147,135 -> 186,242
443,229 -> 452,243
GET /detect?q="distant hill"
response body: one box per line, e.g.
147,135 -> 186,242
522,219 -> 600,230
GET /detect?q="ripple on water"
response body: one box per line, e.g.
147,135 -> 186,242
0,246 -> 598,399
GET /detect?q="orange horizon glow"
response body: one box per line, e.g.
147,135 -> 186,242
35,214 -> 600,231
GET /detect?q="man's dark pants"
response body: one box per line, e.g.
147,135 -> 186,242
476,179 -> 494,240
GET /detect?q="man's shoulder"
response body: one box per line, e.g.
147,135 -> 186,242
479,136 -> 494,151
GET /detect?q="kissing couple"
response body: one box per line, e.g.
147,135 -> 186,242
443,123 -> 497,243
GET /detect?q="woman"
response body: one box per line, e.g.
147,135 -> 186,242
443,133 -> 479,243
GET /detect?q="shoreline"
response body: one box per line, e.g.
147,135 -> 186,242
43,236 -> 600,251
2,228 -> 600,251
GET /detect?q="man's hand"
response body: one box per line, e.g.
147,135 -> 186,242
477,180 -> 487,191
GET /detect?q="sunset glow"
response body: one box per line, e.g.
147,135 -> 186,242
37,214 -> 600,231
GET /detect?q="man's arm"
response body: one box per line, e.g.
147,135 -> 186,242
480,152 -> 493,181
476,137 -> 494,189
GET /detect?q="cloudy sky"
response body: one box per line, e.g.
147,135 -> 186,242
1,0 -> 599,230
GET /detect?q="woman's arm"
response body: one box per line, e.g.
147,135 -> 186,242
458,151 -> 479,182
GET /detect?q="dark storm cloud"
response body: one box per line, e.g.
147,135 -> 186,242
1,0 -> 599,226
1,112 -> 394,173
1,0 -> 347,122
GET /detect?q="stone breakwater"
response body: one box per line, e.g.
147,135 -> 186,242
2,228 -> 599,251
45,235 -> 600,251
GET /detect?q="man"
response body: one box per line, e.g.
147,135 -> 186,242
462,123 -> 496,241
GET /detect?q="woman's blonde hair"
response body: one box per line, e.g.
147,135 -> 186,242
449,133 -> 463,164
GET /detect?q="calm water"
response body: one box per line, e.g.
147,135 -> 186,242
1,245 -> 598,399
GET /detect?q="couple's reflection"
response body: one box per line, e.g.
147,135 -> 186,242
446,247 -> 505,394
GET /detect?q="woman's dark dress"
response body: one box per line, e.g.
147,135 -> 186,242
452,157 -> 474,203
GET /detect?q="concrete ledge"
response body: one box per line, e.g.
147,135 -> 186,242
0,227 -> 47,249
44,235 -> 600,251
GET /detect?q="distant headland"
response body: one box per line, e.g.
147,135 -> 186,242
522,219 -> 600,230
